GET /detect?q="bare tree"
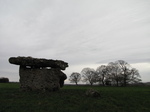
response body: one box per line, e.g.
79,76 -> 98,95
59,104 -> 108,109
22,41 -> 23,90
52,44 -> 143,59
127,68 -> 142,84
107,62 -> 122,86
81,68 -> 97,85
96,65 -> 108,86
107,60 -> 142,86
69,72 -> 81,85
115,60 -> 132,86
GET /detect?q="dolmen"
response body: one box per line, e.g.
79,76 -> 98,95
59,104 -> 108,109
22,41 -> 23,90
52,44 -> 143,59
9,56 -> 68,91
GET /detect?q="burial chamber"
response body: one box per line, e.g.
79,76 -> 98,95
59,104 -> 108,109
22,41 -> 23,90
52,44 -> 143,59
9,56 -> 68,91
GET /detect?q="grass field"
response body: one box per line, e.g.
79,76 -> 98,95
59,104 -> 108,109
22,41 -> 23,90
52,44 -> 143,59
0,83 -> 150,112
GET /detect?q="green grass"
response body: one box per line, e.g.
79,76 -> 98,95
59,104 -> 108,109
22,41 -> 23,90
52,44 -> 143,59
0,83 -> 150,112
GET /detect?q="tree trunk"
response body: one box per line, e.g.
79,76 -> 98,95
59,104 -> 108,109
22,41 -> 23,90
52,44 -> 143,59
75,82 -> 78,85
124,79 -> 127,86
102,76 -> 105,86
116,80 -> 119,86
102,80 -> 105,86
90,82 -> 93,86
123,74 -> 127,86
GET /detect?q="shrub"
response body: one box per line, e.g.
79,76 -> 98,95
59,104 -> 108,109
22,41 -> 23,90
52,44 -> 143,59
0,77 -> 9,83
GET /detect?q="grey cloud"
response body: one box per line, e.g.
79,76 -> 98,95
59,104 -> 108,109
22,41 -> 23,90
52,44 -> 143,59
0,0 -> 150,82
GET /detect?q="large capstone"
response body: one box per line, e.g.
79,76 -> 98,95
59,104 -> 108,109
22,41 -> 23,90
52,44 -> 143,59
9,56 -> 68,91
9,56 -> 68,70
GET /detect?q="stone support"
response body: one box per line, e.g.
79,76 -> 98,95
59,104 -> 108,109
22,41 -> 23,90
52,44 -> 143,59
9,56 -> 68,91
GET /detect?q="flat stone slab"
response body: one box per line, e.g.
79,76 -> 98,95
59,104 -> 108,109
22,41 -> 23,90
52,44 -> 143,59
9,56 -> 68,70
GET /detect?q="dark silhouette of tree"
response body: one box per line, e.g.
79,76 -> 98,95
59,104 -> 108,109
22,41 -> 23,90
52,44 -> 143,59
126,68 -> 141,84
107,62 -> 123,86
81,68 -> 97,85
105,79 -> 112,86
96,65 -> 108,86
107,60 -> 142,86
69,72 -> 81,85
71,60 -> 141,86
115,60 -> 132,86
0,77 -> 9,83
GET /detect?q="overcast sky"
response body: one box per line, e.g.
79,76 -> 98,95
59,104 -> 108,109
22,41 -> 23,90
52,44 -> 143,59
0,0 -> 150,83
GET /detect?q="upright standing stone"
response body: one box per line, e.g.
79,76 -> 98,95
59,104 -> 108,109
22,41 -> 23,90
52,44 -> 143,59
9,56 -> 68,91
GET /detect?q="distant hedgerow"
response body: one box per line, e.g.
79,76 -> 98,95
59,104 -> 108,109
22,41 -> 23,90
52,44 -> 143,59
0,77 -> 9,83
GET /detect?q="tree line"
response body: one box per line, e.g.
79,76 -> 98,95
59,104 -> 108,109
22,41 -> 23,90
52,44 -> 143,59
69,60 -> 142,86
0,77 -> 9,83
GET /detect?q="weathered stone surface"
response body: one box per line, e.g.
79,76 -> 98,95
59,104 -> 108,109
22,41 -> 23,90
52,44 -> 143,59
9,56 -> 68,70
19,66 -> 67,91
9,56 -> 68,91
86,88 -> 101,97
